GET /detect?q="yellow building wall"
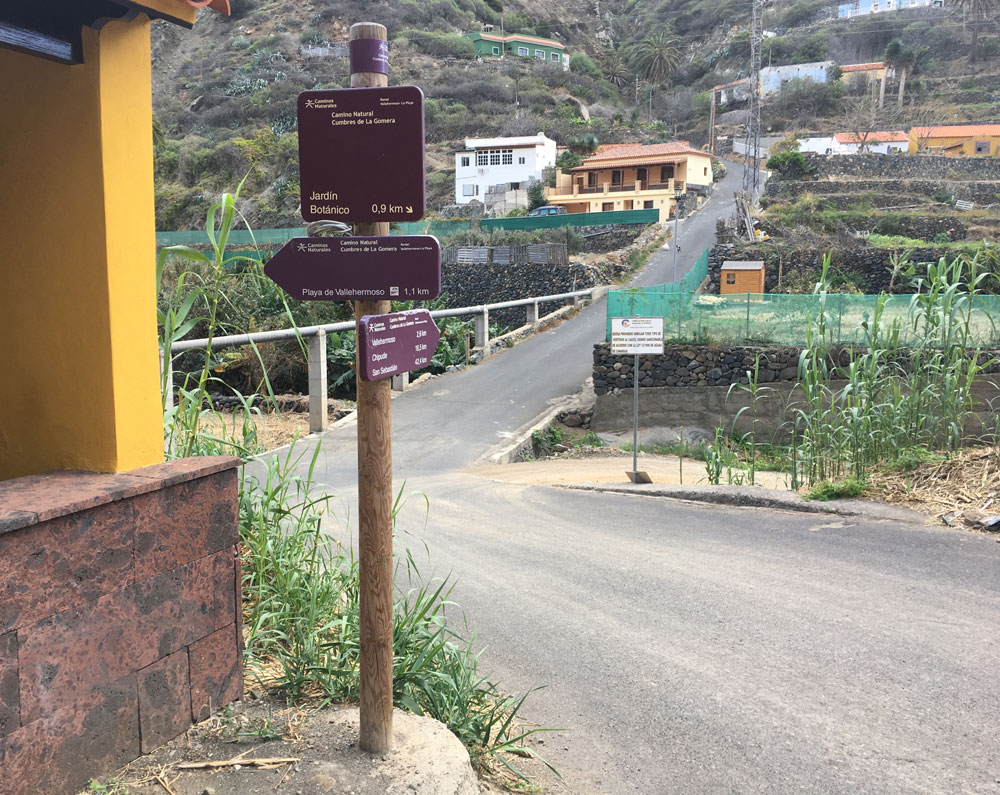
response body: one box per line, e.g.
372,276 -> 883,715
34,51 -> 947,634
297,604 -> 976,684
908,133 -> 1000,155
685,154 -> 714,187
0,20 -> 164,479
720,269 -> 766,295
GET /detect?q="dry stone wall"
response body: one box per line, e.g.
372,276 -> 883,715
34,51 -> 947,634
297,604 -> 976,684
799,152 -> 1000,181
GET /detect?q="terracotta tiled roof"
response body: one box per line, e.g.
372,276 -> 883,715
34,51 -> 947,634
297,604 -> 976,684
834,131 -> 907,143
911,124 -> 1000,138
840,62 -> 884,72
582,142 -> 707,163
713,78 -> 749,90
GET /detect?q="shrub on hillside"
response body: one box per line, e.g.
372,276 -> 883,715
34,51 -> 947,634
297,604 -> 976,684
765,151 -> 815,179
570,53 -> 601,78
397,29 -> 476,59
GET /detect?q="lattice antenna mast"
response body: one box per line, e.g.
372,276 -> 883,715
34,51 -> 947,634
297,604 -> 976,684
742,0 -> 764,194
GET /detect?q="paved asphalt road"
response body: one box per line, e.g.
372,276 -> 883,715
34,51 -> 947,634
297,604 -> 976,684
259,163 -> 1000,794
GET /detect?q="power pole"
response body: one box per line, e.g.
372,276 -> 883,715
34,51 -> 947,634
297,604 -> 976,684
743,0 -> 763,195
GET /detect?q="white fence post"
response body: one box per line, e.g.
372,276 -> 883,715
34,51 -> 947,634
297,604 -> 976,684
308,330 -> 328,434
475,307 -> 490,349
526,301 -> 539,326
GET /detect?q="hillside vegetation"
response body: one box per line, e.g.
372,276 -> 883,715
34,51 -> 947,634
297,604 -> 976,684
150,0 -> 1000,229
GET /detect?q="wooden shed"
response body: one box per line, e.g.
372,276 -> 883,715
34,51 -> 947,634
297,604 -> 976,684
720,260 -> 766,295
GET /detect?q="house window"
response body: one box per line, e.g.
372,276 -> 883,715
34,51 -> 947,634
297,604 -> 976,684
489,149 -> 501,165
975,140 -> 990,154
644,200 -> 654,208
704,167 -> 709,176
518,46 -> 529,56
726,273 -> 737,284
660,165 -> 674,181
519,156 -> 526,164
502,149 -> 513,165
492,46 -> 500,55
588,172 -> 597,187
551,52 -> 560,62
602,202 -> 614,211
463,184 -> 478,196
612,170 -> 623,185
477,151 -> 488,166
535,49 -> 545,59
460,156 -> 470,167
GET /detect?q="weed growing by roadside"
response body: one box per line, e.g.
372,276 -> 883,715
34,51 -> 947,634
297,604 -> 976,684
239,442 -> 558,781
803,476 -> 868,501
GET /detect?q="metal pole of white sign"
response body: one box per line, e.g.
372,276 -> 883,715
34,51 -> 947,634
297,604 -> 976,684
633,351 -> 639,480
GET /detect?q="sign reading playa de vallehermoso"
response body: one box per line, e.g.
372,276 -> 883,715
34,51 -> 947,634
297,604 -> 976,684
610,317 -> 664,355
358,309 -> 441,382
298,85 -> 425,223
263,236 -> 441,301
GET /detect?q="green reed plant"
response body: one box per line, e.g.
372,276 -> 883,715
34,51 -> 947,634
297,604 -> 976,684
789,251 -> 994,487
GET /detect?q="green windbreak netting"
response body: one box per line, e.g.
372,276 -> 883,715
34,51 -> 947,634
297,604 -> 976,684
607,288 -> 1000,347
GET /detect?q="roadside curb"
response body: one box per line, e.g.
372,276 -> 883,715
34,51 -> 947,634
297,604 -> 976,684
559,481 -> 925,522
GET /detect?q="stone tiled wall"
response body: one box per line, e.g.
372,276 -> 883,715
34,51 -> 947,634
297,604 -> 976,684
0,457 -> 243,795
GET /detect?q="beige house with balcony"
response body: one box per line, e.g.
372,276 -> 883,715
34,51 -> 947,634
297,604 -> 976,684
545,142 -> 714,222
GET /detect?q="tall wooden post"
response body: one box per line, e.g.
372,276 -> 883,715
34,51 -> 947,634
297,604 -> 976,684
351,21 -> 394,754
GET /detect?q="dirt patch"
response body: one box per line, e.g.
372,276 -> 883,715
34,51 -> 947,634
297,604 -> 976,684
869,446 -> 1000,528
82,697 -> 503,795
467,454 -> 791,489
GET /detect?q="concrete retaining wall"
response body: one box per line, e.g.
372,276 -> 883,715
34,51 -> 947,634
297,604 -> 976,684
0,457 -> 243,795
592,378 -> 1000,441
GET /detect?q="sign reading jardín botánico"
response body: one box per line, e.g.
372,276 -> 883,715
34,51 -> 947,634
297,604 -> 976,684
298,86 -> 425,223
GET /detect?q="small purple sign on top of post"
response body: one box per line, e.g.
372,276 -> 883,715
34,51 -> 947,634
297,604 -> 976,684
263,236 -> 441,301
298,85 -> 425,223
358,309 -> 441,382
349,38 -> 389,74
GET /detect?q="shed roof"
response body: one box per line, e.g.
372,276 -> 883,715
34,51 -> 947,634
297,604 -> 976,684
840,61 -> 885,72
722,261 -> 765,270
834,131 -> 907,143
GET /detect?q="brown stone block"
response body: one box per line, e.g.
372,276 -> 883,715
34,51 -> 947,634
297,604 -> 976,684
188,624 -> 242,722
0,499 -> 135,633
0,632 -> 18,737
19,552 -> 225,722
0,674 -> 139,795
213,546 -> 239,629
18,586 -> 134,723
127,456 -> 240,490
133,469 -> 238,580
0,470 -> 151,528
132,552 -> 225,664
138,650 -> 190,753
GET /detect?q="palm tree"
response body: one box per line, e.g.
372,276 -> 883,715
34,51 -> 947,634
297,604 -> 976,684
884,38 -> 916,108
602,49 -> 632,88
956,0 -> 1000,60
631,31 -> 682,85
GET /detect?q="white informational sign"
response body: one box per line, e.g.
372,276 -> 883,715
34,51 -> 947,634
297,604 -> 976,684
610,317 -> 664,355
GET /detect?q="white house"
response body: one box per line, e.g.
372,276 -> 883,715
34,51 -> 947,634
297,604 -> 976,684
838,0 -> 943,18
759,61 -> 833,97
794,131 -> 908,154
454,132 -> 557,206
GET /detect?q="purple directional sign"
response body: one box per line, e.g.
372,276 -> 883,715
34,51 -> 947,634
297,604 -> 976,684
263,236 -> 441,301
358,309 -> 441,382
298,85 -> 425,223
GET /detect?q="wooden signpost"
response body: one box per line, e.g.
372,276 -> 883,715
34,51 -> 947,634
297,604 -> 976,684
266,21 -> 436,754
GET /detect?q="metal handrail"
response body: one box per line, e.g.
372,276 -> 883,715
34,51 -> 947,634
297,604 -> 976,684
170,287 -> 597,353
166,286 -> 600,434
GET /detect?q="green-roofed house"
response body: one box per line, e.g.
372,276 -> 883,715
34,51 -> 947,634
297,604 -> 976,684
465,31 -> 568,70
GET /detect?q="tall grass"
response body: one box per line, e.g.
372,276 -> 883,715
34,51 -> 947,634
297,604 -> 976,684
790,252 -> 992,486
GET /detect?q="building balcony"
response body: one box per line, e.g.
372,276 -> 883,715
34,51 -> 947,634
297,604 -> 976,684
548,178 -> 684,199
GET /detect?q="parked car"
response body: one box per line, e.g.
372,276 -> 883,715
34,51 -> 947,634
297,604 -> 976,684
527,205 -> 567,217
